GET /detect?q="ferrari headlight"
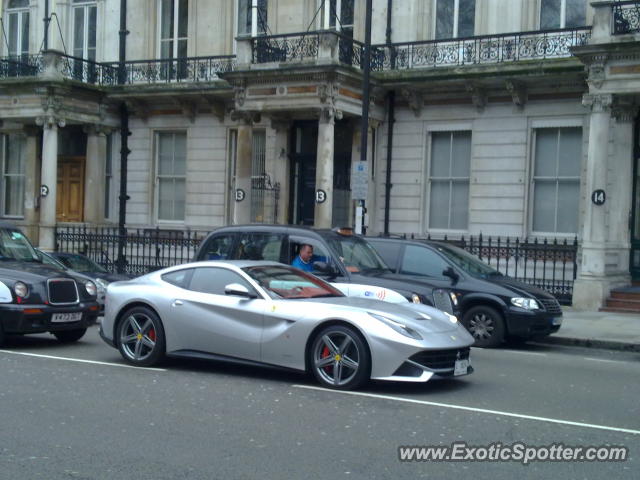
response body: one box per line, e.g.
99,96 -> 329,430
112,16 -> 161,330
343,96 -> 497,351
368,312 -> 423,340
14,281 -> 28,298
511,297 -> 539,310
85,280 -> 97,297
411,293 -> 422,304
95,278 -> 109,292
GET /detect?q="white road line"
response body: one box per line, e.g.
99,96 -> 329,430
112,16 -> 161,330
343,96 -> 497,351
498,350 -> 548,357
584,357 -> 624,364
0,350 -> 166,372
292,385 -> 640,436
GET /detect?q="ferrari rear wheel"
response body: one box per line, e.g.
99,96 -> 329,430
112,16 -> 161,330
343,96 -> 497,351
310,325 -> 370,390
117,306 -> 165,367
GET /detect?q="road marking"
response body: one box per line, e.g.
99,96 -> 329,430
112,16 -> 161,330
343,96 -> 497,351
292,385 -> 640,436
584,357 -> 625,364
0,350 -> 166,372
499,350 -> 548,357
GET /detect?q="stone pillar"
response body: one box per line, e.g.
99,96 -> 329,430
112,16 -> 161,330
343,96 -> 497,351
22,127 -> 40,242
271,118 -> 290,224
315,109 -> 335,228
573,93 -> 615,309
233,124 -> 253,225
37,119 -> 60,250
84,126 -> 107,224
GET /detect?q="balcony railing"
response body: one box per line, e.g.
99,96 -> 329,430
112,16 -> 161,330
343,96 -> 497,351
60,54 -> 119,85
0,54 -> 42,78
613,0 -> 640,34
374,27 -> 591,70
105,55 -> 236,85
251,32 -> 320,63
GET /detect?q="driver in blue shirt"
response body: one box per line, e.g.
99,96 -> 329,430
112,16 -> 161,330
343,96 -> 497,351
291,244 -> 325,272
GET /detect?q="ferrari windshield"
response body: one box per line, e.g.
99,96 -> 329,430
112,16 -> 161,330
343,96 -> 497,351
243,265 -> 344,300
434,243 -> 499,277
0,228 -> 40,262
325,235 -> 391,274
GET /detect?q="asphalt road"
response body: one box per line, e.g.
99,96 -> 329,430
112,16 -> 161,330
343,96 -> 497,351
0,325 -> 637,479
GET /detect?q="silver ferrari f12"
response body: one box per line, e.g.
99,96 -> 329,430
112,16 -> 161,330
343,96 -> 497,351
100,261 -> 474,390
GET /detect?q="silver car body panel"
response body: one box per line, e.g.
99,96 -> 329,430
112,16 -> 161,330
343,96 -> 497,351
102,261 -> 474,382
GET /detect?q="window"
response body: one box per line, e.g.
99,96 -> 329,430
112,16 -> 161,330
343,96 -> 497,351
531,128 -> 582,234
72,0 -> 97,60
400,245 -> 449,279
200,234 -> 236,260
159,0 -> 188,73
1,135 -> 26,217
162,268 -> 194,288
319,0 -> 354,31
428,131 -> 471,230
156,132 -> 186,222
105,134 -> 116,220
368,240 -> 402,271
435,0 -> 475,39
188,267 -> 255,296
235,232 -> 285,262
6,0 -> 29,57
540,0 -> 585,29
238,0 -> 268,37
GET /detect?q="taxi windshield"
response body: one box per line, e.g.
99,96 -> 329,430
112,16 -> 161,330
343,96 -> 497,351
0,228 -> 40,262
326,235 -> 391,274
243,265 -> 344,300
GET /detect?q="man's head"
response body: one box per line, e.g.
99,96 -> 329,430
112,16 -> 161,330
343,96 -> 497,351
299,244 -> 314,262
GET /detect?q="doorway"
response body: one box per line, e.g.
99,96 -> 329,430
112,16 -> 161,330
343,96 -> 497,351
56,156 -> 85,222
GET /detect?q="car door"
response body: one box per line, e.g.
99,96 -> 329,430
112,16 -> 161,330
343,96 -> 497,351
398,244 -> 456,291
167,266 -> 267,361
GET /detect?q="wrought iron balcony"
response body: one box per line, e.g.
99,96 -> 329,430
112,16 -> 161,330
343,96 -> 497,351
613,0 -> 640,34
105,55 -> 237,85
374,27 -> 592,70
60,54 -> 119,85
0,55 -> 42,78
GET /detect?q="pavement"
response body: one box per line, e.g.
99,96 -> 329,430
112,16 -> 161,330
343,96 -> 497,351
536,307 -> 640,352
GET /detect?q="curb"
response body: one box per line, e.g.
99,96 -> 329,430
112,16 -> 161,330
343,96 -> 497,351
534,335 -> 640,353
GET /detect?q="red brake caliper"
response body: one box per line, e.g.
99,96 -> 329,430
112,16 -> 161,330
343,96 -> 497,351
321,346 -> 332,374
148,329 -> 156,342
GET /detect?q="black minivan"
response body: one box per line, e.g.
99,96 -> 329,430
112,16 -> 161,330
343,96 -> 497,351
367,237 -> 562,347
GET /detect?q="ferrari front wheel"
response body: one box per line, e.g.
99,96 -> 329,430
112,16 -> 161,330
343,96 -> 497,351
310,325 -> 370,390
117,306 -> 165,367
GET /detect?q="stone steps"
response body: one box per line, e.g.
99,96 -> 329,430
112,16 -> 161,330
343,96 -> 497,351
601,288 -> 640,313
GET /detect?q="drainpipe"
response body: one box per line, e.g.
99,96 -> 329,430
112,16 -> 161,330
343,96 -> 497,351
383,0 -> 394,235
117,0 -> 130,274
43,0 -> 50,50
357,0 -> 373,235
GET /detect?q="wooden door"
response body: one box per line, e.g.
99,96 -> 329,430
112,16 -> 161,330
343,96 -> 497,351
56,156 -> 85,222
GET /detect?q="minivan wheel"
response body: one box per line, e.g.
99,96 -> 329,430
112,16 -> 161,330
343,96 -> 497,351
462,306 -> 505,348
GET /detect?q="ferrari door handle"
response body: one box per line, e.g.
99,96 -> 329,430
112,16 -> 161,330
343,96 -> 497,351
172,300 -> 183,307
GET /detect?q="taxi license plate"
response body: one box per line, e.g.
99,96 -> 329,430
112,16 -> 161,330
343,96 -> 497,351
454,359 -> 469,376
51,312 -> 82,323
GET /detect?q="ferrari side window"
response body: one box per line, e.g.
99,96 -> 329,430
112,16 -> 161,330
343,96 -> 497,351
162,268 -> 194,288
188,267 -> 256,296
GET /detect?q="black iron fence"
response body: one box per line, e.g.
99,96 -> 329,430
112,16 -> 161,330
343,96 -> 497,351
392,233 -> 579,305
373,26 -> 591,70
250,174 -> 280,224
0,54 -> 42,78
252,32 -> 320,63
613,1 -> 640,34
60,54 -> 119,85
55,225 -> 209,276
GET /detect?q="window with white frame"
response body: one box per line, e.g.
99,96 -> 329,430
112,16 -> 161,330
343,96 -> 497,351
435,0 -> 475,39
159,0 -> 188,59
1,134 -> 26,217
318,0 -> 354,32
6,0 -> 30,57
428,131 -> 471,230
105,133 -> 114,220
250,129 -> 266,222
156,132 -> 186,222
238,0 -> 268,37
531,127 -> 581,234
540,0 -> 586,29
226,129 -> 238,223
72,0 -> 97,61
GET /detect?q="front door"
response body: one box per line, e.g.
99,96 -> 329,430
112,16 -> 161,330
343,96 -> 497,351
289,123 -> 318,225
632,119 -> 640,280
56,156 -> 85,223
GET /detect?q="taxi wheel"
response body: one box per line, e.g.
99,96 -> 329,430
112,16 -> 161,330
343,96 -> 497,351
0,323 -> 5,346
117,306 -> 165,367
53,328 -> 87,343
462,306 -> 505,348
309,325 -> 371,390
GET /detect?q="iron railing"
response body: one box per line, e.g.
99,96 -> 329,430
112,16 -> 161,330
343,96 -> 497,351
252,32 -> 320,64
385,233 -> 578,305
55,225 -> 208,276
0,54 -> 42,78
251,174 -> 280,224
613,0 -> 640,34
60,54 -> 119,85
105,55 -> 236,85
373,27 -> 591,70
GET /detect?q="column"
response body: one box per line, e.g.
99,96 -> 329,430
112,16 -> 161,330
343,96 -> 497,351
37,118 -> 60,251
22,127 -> 40,242
573,94 -> 613,309
315,109 -> 335,228
233,124 -> 253,225
84,126 -> 107,224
